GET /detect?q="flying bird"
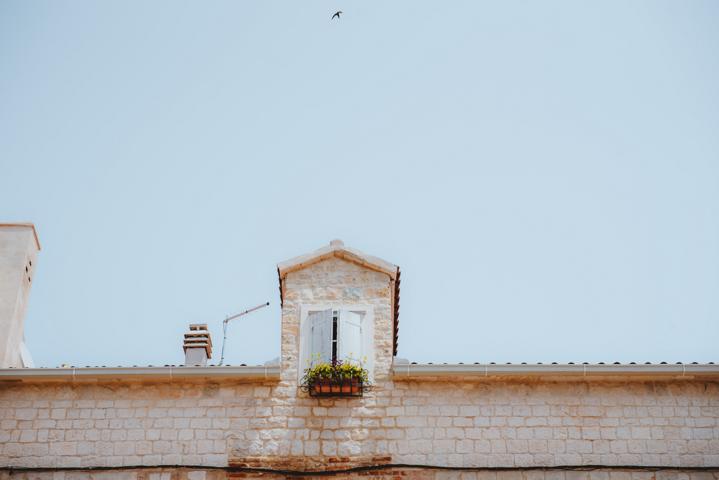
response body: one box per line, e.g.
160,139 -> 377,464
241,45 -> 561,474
332,11 -> 342,20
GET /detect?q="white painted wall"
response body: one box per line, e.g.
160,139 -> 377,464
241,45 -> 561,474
0,224 -> 40,368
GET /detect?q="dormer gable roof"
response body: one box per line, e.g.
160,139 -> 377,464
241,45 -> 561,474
278,239 -> 398,280
277,240 -> 401,356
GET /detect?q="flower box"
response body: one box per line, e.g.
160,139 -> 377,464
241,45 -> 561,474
309,377 -> 364,397
301,358 -> 369,398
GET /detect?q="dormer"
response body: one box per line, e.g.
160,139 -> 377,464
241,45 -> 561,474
277,240 -> 400,383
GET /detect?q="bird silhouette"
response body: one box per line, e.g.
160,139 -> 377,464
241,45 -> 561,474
332,11 -> 342,20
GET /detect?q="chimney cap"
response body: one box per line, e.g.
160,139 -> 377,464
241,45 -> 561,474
183,324 -> 212,359
329,239 -> 344,247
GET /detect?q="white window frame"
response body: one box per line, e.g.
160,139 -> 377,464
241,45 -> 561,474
298,304 -> 374,382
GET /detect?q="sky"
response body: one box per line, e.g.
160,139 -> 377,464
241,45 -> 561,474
1,1 -> 718,367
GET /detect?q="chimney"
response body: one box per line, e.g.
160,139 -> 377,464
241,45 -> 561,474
0,223 -> 41,368
183,323 -> 212,366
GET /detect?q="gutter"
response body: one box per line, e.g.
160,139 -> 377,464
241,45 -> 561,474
392,361 -> 719,380
0,365 -> 281,383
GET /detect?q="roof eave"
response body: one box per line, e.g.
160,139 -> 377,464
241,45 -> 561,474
0,365 -> 281,383
392,362 -> 719,380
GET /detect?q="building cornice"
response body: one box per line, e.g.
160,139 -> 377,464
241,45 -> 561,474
0,222 -> 41,250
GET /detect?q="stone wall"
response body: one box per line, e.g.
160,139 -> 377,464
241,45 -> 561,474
1,378 -> 717,470
2,255 -> 718,475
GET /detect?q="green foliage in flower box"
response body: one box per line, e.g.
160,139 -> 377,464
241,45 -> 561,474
301,355 -> 369,389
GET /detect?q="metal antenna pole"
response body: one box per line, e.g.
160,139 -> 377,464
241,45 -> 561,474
218,302 -> 270,366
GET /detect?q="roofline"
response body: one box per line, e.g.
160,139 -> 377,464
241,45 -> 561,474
0,223 -> 41,250
0,365 -> 280,383
3,363 -> 717,383
392,361 -> 719,380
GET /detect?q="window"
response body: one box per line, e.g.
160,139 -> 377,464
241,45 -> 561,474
299,305 -> 374,380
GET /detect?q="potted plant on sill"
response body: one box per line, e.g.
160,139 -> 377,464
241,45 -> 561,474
301,356 -> 370,397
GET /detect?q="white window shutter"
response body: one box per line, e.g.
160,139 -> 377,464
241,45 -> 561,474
339,310 -> 363,364
309,309 -> 333,365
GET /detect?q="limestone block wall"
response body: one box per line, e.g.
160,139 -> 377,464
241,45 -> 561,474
1,378 -> 717,471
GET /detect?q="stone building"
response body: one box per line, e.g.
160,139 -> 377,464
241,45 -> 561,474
0,223 -> 718,480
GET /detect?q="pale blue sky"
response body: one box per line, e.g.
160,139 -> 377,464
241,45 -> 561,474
1,1 -> 718,367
